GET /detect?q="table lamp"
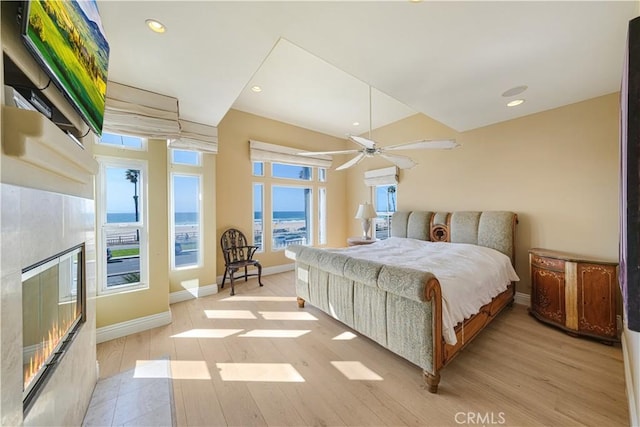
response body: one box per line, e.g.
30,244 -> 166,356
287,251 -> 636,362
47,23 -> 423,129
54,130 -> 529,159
354,203 -> 377,240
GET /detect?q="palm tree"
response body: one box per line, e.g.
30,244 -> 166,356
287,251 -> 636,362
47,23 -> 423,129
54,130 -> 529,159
386,186 -> 396,238
125,169 -> 139,241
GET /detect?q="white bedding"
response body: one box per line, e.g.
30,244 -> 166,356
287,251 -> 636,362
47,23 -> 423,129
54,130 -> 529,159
331,237 -> 520,345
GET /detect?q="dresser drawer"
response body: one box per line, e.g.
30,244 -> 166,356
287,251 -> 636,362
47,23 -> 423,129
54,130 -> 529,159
531,254 -> 564,271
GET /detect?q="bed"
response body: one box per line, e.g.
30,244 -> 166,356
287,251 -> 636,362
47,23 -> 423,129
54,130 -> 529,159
285,210 -> 519,393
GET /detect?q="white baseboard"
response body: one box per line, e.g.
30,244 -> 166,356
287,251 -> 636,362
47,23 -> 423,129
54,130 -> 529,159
96,310 -> 172,344
514,291 -> 530,306
169,283 -> 218,304
215,263 -> 294,285
622,332 -> 639,427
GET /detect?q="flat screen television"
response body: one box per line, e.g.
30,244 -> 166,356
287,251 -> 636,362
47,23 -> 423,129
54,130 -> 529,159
20,0 -> 109,136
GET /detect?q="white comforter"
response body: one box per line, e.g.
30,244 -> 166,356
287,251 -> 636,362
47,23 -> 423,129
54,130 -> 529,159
332,237 -> 520,345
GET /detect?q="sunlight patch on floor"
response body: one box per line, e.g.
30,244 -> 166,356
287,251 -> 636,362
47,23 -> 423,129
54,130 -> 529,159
171,329 -> 243,338
220,296 -> 298,302
204,309 -> 257,319
332,331 -> 358,340
330,361 -> 383,381
170,361 -> 212,380
259,311 -> 318,321
238,329 -> 311,338
133,359 -> 171,378
216,363 -> 305,382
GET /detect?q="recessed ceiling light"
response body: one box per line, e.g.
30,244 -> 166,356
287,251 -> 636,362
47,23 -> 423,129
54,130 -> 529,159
146,19 -> 166,33
251,86 -> 262,93
507,99 -> 525,107
502,85 -> 528,97
352,122 -> 360,126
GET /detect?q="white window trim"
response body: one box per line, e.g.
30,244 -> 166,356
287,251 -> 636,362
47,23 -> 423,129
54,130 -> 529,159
97,156 -> 149,295
170,172 -> 203,270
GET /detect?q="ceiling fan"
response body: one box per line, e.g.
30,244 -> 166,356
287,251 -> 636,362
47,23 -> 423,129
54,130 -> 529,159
299,87 -> 460,170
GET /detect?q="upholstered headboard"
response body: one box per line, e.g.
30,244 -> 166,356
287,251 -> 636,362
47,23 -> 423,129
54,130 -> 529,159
391,211 -> 517,264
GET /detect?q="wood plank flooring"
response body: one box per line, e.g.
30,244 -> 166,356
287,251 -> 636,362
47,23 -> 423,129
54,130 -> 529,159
96,272 -> 629,426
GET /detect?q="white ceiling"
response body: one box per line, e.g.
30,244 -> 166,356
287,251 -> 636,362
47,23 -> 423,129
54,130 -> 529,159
98,1 -> 638,139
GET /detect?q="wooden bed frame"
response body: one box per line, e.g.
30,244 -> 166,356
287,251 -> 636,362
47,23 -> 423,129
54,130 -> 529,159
294,210 -> 518,393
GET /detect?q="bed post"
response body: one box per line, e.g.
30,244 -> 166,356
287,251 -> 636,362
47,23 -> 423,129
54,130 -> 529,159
297,297 -> 305,308
425,277 -> 444,393
423,371 -> 441,393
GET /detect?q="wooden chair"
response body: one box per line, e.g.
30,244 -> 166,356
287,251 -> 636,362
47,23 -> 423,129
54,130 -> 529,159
220,228 -> 263,296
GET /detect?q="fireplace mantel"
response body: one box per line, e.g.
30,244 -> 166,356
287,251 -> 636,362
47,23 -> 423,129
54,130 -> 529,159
1,106 -> 97,199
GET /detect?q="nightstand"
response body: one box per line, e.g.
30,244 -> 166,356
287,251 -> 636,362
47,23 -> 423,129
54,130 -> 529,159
347,237 -> 378,246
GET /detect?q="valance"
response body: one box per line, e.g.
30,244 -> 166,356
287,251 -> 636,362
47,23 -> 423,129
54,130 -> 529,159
103,82 -> 219,153
364,166 -> 398,186
249,140 -> 332,168
103,81 -> 181,139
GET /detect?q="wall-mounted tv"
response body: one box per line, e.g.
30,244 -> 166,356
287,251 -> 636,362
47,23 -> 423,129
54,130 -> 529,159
21,0 -> 109,136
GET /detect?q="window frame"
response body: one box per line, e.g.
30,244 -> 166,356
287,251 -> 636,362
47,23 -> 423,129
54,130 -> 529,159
253,183 -> 264,252
171,149 -> 202,166
97,156 -> 149,295
271,183 -> 314,251
271,162 -> 313,181
97,132 -> 147,151
170,172 -> 203,270
373,184 -> 397,240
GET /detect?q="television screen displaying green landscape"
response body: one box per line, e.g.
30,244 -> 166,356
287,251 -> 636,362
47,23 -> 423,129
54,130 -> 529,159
23,0 -> 109,135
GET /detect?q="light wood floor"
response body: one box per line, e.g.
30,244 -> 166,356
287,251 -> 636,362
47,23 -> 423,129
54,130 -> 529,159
97,272 -> 629,426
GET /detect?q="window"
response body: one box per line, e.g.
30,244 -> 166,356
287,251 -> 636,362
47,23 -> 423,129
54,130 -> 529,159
171,174 -> 201,269
318,168 -> 327,182
272,186 -> 312,250
98,158 -> 148,293
272,163 -> 312,181
253,183 -> 264,251
98,132 -> 145,150
318,187 -> 327,245
253,162 -> 264,176
374,184 -> 397,240
172,149 -> 201,166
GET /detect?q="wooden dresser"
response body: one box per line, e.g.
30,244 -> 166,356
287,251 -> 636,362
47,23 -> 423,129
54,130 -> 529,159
529,248 -> 619,343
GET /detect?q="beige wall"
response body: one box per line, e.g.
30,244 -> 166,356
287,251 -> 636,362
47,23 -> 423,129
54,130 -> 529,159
346,93 -> 620,294
216,109 -> 348,275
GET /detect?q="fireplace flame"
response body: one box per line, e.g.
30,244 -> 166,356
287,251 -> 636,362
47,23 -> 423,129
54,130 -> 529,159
23,312 -> 76,391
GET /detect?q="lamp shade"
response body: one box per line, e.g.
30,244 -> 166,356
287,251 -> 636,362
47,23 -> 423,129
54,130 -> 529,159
354,203 -> 377,220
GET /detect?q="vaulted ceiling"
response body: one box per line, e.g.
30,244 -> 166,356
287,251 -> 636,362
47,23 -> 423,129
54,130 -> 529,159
98,1 -> 638,139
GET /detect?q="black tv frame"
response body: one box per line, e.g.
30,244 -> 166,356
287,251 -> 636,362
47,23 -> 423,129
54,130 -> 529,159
620,16 -> 640,332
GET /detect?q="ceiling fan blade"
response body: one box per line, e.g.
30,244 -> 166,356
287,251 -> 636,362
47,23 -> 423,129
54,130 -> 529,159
379,153 -> 417,169
348,135 -> 376,150
385,139 -> 460,151
297,149 -> 360,156
335,153 -> 366,170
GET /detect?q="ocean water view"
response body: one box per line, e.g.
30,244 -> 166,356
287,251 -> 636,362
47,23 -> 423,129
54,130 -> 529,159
108,211 -> 306,224
107,212 -> 199,224
254,211 -> 305,221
